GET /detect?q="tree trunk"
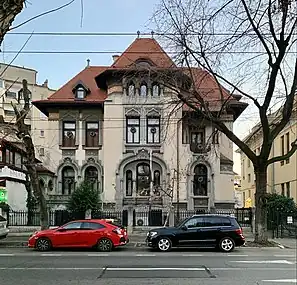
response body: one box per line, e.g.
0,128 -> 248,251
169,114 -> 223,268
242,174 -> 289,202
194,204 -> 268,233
12,79 -> 49,230
254,165 -> 268,243
0,1 -> 25,46
25,173 -> 34,226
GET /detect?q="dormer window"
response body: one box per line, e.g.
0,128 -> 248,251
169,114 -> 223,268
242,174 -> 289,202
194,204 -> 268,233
76,87 -> 86,99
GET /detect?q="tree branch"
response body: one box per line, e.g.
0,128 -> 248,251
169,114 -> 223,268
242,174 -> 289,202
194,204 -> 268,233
9,0 -> 75,31
266,138 -> 297,165
271,59 -> 297,140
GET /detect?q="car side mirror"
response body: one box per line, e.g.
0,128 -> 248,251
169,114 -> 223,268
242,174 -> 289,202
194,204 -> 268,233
181,225 -> 187,231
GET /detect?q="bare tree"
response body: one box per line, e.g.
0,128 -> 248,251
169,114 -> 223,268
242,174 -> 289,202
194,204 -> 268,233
12,79 -> 48,230
154,0 -> 297,243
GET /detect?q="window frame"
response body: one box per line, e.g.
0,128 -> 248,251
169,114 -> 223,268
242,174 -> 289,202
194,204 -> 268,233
85,121 -> 99,147
193,164 -> 208,196
126,116 -> 140,144
151,83 -> 160,96
146,116 -> 161,144
127,82 -> 136,96
76,87 -> 86,99
136,162 -> 151,196
125,170 -> 133,196
140,82 -> 148,96
61,166 -> 75,195
62,121 -> 76,147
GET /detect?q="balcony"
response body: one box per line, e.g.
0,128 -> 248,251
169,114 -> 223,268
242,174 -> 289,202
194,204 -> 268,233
190,143 -> 211,154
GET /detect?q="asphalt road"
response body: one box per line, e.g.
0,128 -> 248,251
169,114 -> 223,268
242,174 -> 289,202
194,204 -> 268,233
0,247 -> 296,285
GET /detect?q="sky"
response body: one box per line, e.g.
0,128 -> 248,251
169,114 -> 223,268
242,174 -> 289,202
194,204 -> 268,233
1,0 -> 257,174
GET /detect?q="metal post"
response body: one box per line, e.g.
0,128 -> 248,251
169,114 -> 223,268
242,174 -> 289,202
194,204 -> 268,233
176,119 -> 181,223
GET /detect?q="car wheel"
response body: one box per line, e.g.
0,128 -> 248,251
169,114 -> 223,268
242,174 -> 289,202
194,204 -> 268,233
219,237 -> 235,252
157,237 -> 172,252
36,238 -> 52,252
97,238 -> 113,252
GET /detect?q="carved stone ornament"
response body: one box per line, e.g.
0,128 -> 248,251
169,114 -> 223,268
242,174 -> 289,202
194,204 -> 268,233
137,148 -> 150,159
63,157 -> 72,163
87,157 -> 95,164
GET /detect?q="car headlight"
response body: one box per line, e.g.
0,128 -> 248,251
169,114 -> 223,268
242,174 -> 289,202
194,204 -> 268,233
150,231 -> 158,237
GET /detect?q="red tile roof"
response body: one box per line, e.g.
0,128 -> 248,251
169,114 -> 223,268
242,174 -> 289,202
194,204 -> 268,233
32,37 -> 247,118
112,38 -> 176,68
46,66 -> 107,102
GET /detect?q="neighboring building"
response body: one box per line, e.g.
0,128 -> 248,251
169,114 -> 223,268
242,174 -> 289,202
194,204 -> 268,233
0,63 -> 55,168
0,136 -> 55,211
236,99 -> 297,206
33,37 -> 247,211
233,174 -> 243,208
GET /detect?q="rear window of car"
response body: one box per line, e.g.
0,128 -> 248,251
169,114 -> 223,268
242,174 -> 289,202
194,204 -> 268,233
105,220 -> 124,228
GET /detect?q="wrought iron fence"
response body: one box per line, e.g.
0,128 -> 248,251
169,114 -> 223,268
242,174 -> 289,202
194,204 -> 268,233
174,208 -> 252,227
267,209 -> 297,238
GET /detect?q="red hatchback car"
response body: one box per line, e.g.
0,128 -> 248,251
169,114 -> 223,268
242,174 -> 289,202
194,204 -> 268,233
28,219 -> 129,252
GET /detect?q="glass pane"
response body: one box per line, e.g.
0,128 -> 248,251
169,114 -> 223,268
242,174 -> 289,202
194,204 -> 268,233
140,85 -> 147,96
127,118 -> 139,125
64,123 -> 76,129
63,222 -> 82,229
137,164 -> 150,175
128,85 -> 135,96
87,123 -> 99,129
152,85 -> 160,96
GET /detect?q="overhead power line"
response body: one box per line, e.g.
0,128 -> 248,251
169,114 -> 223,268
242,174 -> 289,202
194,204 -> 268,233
7,32 -> 297,36
3,50 -> 296,55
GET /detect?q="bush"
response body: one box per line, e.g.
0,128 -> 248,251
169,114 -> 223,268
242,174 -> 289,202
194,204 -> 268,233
266,193 -> 296,213
68,181 -> 100,213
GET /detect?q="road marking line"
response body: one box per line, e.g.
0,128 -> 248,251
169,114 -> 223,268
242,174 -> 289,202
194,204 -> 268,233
262,279 -> 297,283
227,254 -> 249,257
230,260 -> 295,264
0,254 -> 15,256
0,267 -> 295,271
135,254 -> 156,257
87,254 -> 109,257
182,254 -> 204,257
41,254 -> 62,257
106,267 -> 205,271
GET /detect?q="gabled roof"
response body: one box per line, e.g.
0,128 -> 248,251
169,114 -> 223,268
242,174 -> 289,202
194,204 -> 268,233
47,66 -> 107,102
33,66 -> 107,115
112,38 -> 176,68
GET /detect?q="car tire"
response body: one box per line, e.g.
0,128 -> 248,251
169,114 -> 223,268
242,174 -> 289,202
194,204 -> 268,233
218,237 -> 235,252
157,237 -> 172,252
97,238 -> 113,252
36,238 -> 52,252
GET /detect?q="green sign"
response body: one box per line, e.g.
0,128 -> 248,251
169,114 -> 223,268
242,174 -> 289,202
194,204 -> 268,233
0,188 -> 7,203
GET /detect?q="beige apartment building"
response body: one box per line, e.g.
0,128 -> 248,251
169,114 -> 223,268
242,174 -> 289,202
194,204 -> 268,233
237,99 -> 297,206
0,63 -> 55,210
33,37 -> 247,211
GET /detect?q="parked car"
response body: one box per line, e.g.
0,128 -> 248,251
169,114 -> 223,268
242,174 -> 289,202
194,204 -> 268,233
28,219 -> 129,252
146,214 -> 245,252
0,215 -> 9,240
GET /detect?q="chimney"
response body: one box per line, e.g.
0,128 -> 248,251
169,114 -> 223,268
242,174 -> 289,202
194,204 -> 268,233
86,59 -> 90,67
112,55 -> 120,62
42,79 -> 48,88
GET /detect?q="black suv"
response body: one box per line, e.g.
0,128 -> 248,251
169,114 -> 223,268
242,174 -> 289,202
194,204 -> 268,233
146,214 -> 245,252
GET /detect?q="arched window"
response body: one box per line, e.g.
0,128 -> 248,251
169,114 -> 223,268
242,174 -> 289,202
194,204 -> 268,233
153,170 -> 161,196
140,82 -> 148,96
85,166 -> 98,191
152,83 -> 160,96
153,170 -> 160,186
136,163 -> 150,196
193,164 -> 208,196
62,166 -> 75,195
125,170 -> 133,196
39,179 -> 45,191
127,82 -> 136,96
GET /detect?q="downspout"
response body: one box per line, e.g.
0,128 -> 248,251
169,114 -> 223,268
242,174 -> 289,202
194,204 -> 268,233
271,141 -> 275,193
